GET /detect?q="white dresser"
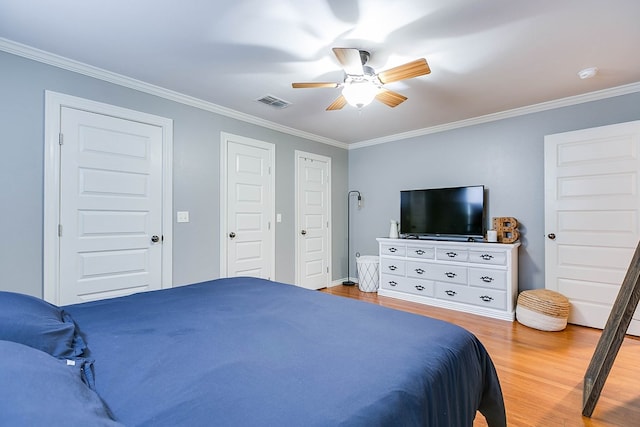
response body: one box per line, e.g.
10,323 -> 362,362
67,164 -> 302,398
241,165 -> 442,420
377,238 -> 520,321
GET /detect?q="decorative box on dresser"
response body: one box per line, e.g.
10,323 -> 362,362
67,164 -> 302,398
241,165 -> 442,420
377,238 -> 520,321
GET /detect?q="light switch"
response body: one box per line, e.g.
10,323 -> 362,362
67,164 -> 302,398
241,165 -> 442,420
276,213 -> 282,223
177,211 -> 190,223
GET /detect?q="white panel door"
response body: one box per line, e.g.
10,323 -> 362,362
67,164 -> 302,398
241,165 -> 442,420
544,121 -> 640,335
224,135 -> 274,279
296,152 -> 331,289
59,107 -> 164,304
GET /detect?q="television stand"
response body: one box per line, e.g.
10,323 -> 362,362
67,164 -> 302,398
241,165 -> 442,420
377,238 -> 520,321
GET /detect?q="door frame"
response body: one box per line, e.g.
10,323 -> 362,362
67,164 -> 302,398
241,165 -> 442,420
219,132 -> 276,278
294,150 -> 332,288
43,91 -> 173,304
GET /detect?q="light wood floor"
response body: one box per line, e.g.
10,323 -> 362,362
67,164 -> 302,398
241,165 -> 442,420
320,285 -> 640,427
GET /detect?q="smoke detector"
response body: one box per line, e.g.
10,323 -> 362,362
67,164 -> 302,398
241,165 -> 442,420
578,67 -> 598,79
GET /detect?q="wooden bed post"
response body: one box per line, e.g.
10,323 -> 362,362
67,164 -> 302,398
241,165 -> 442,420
582,240 -> 640,417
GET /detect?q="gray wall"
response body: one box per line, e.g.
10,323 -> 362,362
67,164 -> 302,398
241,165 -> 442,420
0,50 -> 348,297
348,92 -> 640,291
3,46 -> 639,298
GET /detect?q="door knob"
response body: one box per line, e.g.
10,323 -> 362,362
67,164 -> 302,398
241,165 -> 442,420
547,233 -> 556,240
151,235 -> 160,243
301,230 -> 307,235
229,232 -> 236,239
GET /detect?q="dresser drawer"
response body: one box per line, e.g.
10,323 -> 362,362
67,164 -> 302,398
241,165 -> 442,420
380,258 -> 405,276
427,264 -> 467,285
468,267 -> 506,290
434,282 -> 472,304
406,245 -> 435,260
434,283 -> 506,310
468,250 -> 507,266
466,286 -> 506,310
406,260 -> 435,279
436,248 -> 469,262
380,275 -> 434,297
404,278 -> 435,297
381,244 -> 406,257
380,274 -> 402,290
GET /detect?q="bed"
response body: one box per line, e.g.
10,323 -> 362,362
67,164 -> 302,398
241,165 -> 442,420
0,277 -> 506,426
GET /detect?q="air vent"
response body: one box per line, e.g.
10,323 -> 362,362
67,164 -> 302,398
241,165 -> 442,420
256,94 -> 291,109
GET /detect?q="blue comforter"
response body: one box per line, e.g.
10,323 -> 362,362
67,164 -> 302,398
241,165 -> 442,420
65,277 -> 506,426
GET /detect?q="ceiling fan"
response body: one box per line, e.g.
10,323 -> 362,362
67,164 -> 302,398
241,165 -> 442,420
292,47 -> 430,110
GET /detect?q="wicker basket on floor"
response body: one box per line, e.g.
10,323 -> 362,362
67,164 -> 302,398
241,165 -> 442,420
516,289 -> 570,331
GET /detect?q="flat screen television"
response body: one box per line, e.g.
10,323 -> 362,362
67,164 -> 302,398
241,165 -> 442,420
400,185 -> 485,240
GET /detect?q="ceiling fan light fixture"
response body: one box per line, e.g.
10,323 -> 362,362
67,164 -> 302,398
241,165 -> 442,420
342,78 -> 379,108
291,47 -> 428,111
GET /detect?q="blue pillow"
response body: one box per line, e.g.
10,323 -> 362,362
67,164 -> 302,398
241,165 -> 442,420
0,340 -> 122,426
0,291 -> 86,358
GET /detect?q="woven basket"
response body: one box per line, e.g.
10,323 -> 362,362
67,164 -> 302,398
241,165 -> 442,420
516,289 -> 570,331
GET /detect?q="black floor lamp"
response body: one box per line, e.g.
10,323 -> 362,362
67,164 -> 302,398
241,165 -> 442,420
343,190 -> 362,286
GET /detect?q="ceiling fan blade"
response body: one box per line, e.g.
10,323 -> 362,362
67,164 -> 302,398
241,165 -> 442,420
292,82 -> 340,88
326,95 -> 347,111
375,88 -> 408,108
332,48 -> 364,75
378,58 -> 431,84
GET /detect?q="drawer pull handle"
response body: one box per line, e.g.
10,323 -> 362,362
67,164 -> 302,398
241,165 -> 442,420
389,281 -> 398,287
446,251 -> 458,258
480,254 -> 494,260
415,285 -> 425,291
480,276 -> 494,283
415,268 -> 425,275
415,249 -> 425,255
389,247 -> 397,253
388,265 -> 397,271
445,272 -> 457,278
479,295 -> 494,302
445,290 -> 457,297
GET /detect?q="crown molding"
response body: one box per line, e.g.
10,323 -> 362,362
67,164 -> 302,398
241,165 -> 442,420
0,38 -> 348,150
2,37 -> 638,152
349,81 -> 640,150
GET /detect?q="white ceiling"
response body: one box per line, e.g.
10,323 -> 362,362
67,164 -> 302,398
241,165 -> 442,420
1,0 -> 639,145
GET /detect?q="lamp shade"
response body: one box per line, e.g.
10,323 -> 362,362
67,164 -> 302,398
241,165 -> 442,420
342,80 -> 378,108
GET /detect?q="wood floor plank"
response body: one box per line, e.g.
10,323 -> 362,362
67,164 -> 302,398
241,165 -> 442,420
320,285 -> 640,426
